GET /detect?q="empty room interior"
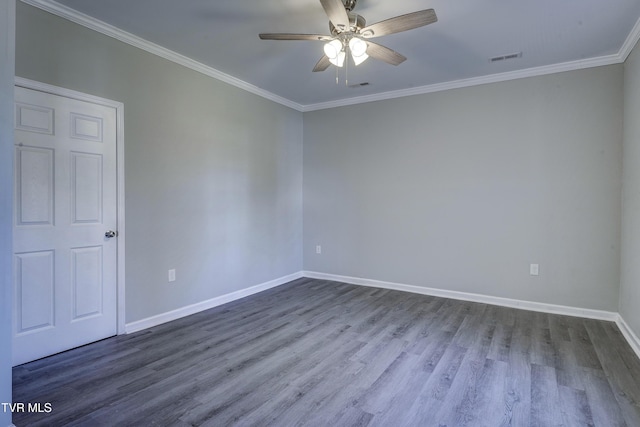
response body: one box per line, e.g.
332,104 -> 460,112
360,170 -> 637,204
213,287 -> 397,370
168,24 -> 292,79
3,0 -> 640,425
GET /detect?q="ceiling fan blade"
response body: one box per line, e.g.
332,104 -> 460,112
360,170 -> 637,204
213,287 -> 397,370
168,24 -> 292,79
319,0 -> 350,32
365,41 -> 407,66
259,33 -> 332,41
360,9 -> 437,38
313,55 -> 332,72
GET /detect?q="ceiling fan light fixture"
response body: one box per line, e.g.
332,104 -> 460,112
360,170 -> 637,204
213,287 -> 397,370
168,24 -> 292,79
352,51 -> 368,66
259,1 -> 438,72
349,37 -> 368,66
332,50 -> 346,67
324,39 -> 343,60
324,39 -> 345,67
349,37 -> 367,57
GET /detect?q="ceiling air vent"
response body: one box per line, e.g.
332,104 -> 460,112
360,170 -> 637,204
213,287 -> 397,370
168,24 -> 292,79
348,82 -> 370,88
490,52 -> 522,63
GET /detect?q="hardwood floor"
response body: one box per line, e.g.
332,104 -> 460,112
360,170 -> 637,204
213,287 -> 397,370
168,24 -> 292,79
12,278 -> 640,426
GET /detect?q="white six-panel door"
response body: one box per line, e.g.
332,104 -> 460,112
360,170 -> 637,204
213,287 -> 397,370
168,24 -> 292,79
13,86 -> 118,366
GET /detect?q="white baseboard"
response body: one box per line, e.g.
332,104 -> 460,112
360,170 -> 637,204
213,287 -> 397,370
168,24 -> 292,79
303,271 -> 640,359
302,271 -> 618,322
122,269 -> 640,362
125,271 -> 304,333
615,314 -> 640,360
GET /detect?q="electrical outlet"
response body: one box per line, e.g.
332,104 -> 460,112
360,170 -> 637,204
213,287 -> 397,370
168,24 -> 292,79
316,245 -> 322,254
168,269 -> 176,282
530,264 -> 539,276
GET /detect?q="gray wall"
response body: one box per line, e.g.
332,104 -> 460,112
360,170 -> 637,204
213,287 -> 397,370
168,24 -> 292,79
304,65 -> 624,311
12,1 -> 637,338
621,43 -> 640,335
0,1 -> 15,425
16,2 -> 303,323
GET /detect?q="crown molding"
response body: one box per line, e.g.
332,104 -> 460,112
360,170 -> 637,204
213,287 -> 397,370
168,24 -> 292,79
21,1 -> 640,113
301,53 -> 623,111
620,14 -> 640,62
20,0 -> 305,112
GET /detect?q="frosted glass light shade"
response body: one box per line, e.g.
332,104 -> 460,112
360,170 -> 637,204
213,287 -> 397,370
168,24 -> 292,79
349,37 -> 369,66
349,37 -> 367,57
324,40 -> 343,59
324,39 -> 345,67
352,51 -> 368,65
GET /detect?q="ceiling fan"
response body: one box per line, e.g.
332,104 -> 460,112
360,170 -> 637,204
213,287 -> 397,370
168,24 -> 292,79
259,0 -> 437,72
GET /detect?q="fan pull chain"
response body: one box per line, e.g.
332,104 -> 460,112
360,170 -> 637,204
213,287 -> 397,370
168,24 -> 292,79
345,52 -> 349,87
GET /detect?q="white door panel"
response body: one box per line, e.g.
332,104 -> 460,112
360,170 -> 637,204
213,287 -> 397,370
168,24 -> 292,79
13,86 -> 118,366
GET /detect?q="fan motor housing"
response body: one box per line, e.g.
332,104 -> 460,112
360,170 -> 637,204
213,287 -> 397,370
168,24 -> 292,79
329,12 -> 366,36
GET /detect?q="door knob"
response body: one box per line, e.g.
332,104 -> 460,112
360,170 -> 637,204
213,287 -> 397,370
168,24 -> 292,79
105,230 -> 117,238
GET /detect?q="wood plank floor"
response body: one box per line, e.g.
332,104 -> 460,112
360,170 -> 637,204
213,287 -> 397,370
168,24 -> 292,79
12,278 -> 640,426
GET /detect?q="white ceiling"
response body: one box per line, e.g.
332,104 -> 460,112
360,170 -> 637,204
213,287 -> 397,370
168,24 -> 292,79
25,0 -> 640,110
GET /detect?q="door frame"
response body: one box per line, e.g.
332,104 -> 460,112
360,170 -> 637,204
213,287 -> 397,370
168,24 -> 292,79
14,77 -> 126,335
